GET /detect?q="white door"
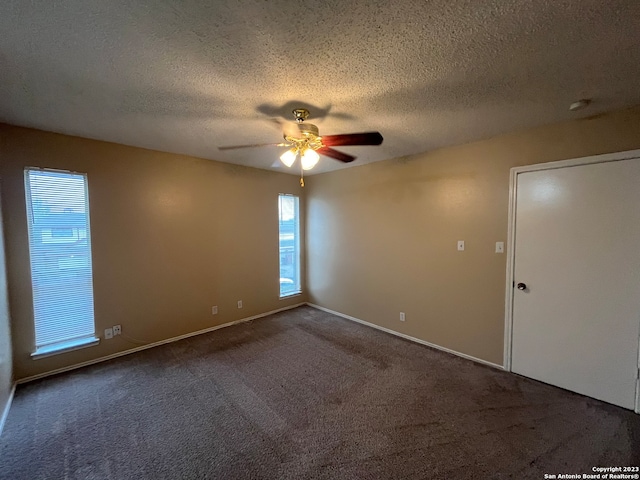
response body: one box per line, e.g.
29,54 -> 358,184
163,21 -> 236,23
510,157 -> 640,410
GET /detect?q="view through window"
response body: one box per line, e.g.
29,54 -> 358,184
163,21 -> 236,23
25,168 -> 97,355
278,194 -> 301,297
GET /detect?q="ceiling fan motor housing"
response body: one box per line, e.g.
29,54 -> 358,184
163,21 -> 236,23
297,123 -> 319,137
284,122 -> 323,150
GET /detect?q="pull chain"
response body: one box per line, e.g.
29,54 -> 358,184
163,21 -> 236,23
300,160 -> 305,187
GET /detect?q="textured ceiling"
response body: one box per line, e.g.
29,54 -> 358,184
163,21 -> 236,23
1,1 -> 639,175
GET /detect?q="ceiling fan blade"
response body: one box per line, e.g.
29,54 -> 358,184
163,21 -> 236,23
218,142 -> 289,151
267,118 -> 304,139
317,147 -> 356,163
321,132 -> 383,147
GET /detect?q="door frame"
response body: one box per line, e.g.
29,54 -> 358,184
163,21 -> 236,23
503,148 -> 640,414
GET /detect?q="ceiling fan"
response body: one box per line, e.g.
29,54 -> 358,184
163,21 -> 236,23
219,108 -> 383,186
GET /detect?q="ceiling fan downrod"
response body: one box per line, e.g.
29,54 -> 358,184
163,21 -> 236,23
292,109 -> 310,123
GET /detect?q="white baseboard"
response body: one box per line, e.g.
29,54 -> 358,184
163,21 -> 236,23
16,301 -> 502,384
17,303 -> 305,384
0,382 -> 16,438
306,303 -> 504,370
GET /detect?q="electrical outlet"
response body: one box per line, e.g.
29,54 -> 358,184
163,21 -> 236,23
104,328 -> 113,339
212,306 -> 218,315
113,325 -> 121,336
400,312 -> 406,322
237,300 -> 243,309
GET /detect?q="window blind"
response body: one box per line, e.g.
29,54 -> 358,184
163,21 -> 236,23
25,168 -> 97,354
278,194 -> 301,297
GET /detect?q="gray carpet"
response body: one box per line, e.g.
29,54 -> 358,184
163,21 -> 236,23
1,306 -> 639,479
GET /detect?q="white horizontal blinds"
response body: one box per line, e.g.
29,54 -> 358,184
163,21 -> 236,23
25,169 -> 96,350
278,194 -> 301,297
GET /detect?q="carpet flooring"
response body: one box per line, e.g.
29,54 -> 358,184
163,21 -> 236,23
1,306 -> 639,479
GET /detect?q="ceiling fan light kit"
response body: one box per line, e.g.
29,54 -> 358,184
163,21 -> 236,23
279,145 -> 319,171
300,149 -> 320,170
279,148 -> 297,167
219,108 -> 384,186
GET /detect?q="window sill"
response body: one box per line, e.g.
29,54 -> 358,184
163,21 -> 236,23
32,336 -> 100,359
280,291 -> 302,299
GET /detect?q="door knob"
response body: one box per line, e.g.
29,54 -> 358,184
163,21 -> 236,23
517,282 -> 527,290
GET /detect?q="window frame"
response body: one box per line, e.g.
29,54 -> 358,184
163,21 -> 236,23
24,167 -> 99,358
278,193 -> 302,298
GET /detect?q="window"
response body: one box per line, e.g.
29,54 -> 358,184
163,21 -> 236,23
25,168 -> 98,357
278,194 -> 301,297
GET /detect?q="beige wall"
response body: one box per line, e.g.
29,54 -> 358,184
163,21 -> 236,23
0,125 -> 306,380
2,106 -> 640,380
305,106 -> 640,365
0,185 -> 13,422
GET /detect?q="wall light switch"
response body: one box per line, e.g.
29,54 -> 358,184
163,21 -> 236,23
457,240 -> 465,251
104,328 -> 113,339
495,242 -> 505,253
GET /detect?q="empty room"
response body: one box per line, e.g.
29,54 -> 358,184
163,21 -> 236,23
1,1 -> 640,479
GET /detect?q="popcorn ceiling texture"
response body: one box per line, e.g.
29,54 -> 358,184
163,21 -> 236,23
1,0 -> 639,174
